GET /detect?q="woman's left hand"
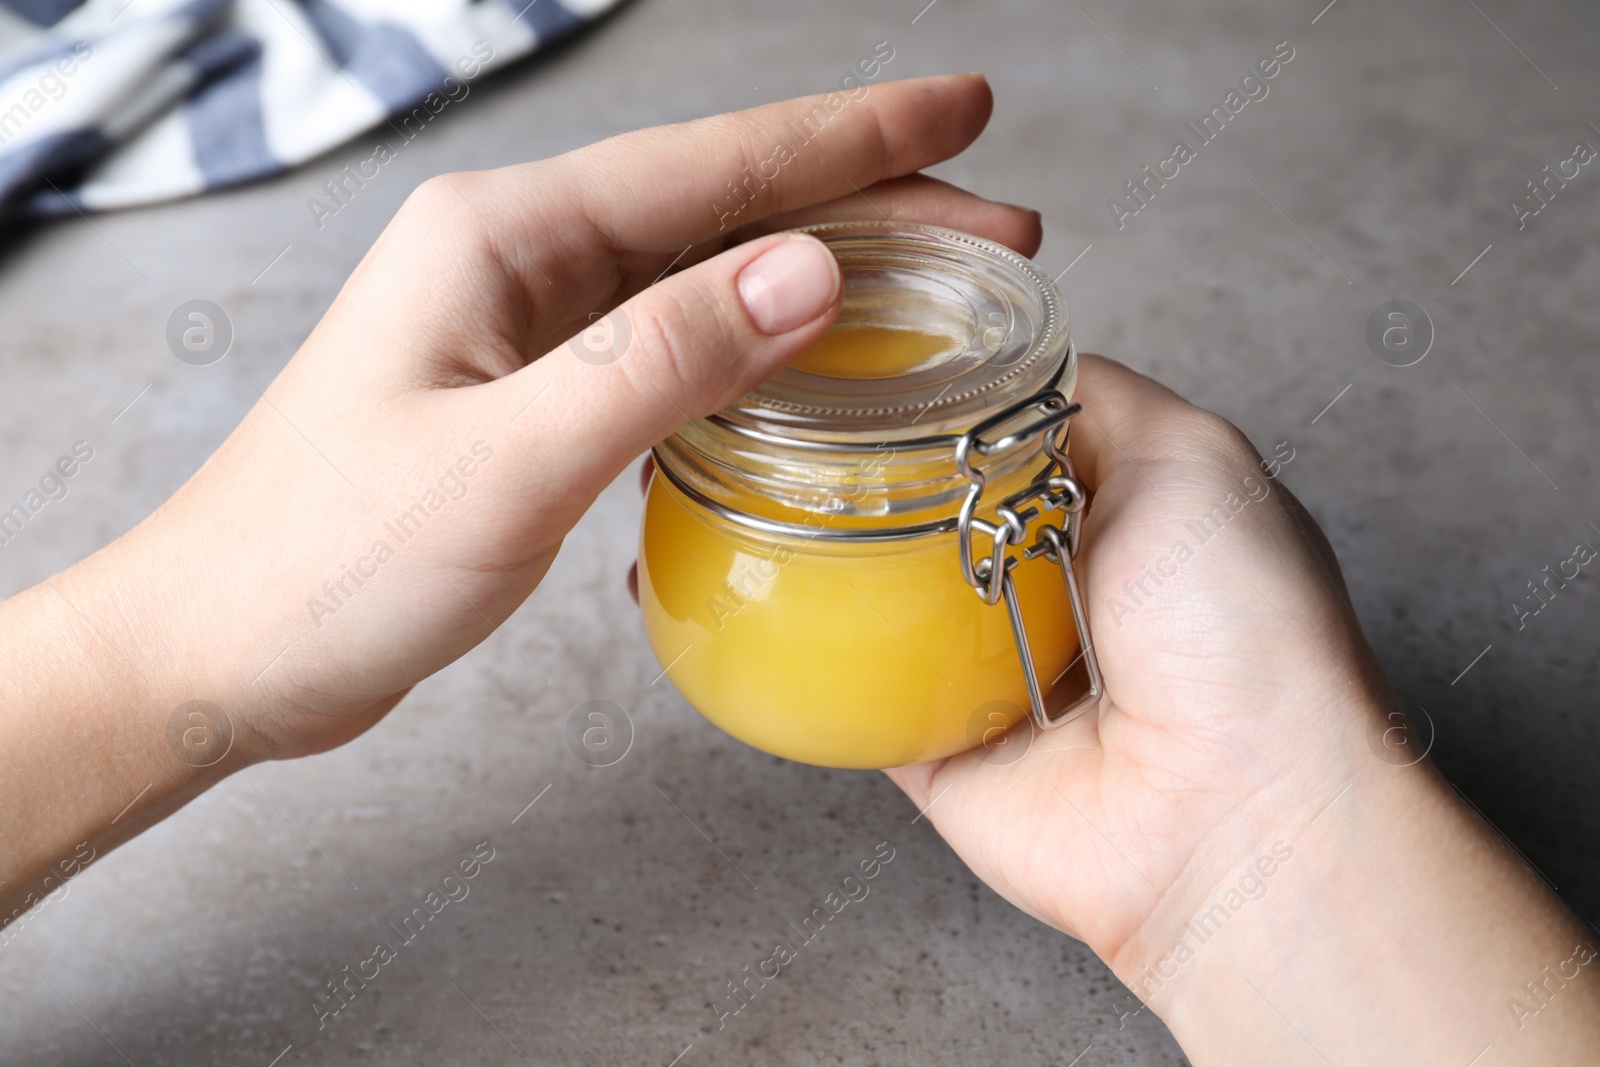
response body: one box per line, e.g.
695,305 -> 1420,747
88,74 -> 1044,762
1,75 -> 1045,909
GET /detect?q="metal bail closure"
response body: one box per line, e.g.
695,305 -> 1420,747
955,391 -> 1104,730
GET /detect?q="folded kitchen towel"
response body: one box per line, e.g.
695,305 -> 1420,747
0,0 -> 620,221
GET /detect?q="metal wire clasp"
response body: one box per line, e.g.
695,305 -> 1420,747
955,391 -> 1103,730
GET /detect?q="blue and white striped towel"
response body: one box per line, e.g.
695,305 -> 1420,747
0,0 -> 620,221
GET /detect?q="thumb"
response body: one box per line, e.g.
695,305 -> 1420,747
499,232 -> 842,508
1067,353 -> 1205,495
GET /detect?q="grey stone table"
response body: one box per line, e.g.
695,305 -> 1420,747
2,0 -> 1596,1063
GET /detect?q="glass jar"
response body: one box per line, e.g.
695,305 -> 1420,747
638,221 -> 1101,769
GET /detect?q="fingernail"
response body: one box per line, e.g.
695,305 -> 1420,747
737,236 -> 840,335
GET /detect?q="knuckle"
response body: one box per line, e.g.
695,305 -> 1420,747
396,170 -> 535,293
623,287 -> 720,395
402,172 -> 464,214
1180,408 -> 1265,469
717,117 -> 780,215
852,99 -> 893,176
399,171 -> 488,230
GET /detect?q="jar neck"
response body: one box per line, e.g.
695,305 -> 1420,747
655,360 -> 1076,534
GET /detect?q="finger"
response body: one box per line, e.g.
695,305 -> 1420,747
1067,353 -> 1210,495
630,458 -> 651,604
727,174 -> 1044,258
626,175 -> 1043,314
882,762 -> 937,808
492,231 -> 841,524
477,75 -> 995,278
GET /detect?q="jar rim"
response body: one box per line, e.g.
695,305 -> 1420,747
657,222 -> 1076,529
710,221 -> 1071,447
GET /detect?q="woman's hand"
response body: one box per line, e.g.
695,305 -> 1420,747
0,75 -> 1044,907
90,74 -> 1046,760
887,353 -> 1382,960
884,356 -> 1600,1064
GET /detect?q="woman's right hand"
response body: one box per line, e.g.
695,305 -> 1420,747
886,355 -> 1600,1065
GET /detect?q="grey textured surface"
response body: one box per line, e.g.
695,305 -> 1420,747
2,0 -> 1598,1064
